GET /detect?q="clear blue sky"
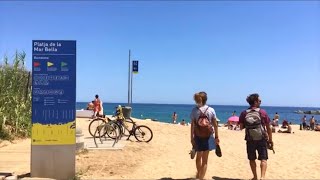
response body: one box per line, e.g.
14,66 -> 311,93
1,1 -> 319,107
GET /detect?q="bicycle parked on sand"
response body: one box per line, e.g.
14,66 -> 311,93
89,105 -> 153,144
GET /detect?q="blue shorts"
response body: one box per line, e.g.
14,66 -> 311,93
194,135 -> 216,152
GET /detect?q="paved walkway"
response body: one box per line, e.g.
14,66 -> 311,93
84,136 -> 127,150
0,128 -> 127,178
0,139 -> 30,176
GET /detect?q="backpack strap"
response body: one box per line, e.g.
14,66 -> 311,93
197,106 -> 209,115
196,106 -> 210,126
259,109 -> 267,132
245,108 -> 266,141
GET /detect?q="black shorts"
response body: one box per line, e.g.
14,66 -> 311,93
246,140 -> 268,160
303,122 -> 307,128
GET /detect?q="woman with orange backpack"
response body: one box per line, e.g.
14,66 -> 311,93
190,91 -> 220,180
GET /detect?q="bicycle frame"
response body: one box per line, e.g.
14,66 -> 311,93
125,122 -> 137,140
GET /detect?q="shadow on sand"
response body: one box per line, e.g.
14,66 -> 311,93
159,178 -> 194,180
17,172 -> 31,178
159,177 -> 241,180
0,172 -> 12,177
212,176 -> 241,180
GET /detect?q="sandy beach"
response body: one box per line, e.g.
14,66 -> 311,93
75,117 -> 320,179
0,117 -> 319,179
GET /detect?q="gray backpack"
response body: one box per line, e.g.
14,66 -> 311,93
244,108 -> 267,141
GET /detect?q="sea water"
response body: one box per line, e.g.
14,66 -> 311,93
77,102 -> 320,125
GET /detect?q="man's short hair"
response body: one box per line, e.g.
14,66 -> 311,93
246,93 -> 259,106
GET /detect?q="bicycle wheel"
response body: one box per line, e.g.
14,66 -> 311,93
115,119 -> 129,137
88,118 -> 106,137
104,121 -> 121,140
121,118 -> 134,136
134,125 -> 153,142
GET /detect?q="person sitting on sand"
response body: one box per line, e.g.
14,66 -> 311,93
278,122 -> 292,133
86,101 -> 94,110
180,119 -> 186,126
281,119 -> 289,128
315,125 -> 320,131
234,124 -> 240,131
226,121 -> 231,129
271,118 -> 279,127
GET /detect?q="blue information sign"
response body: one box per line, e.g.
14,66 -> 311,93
31,40 -> 76,145
132,60 -> 138,74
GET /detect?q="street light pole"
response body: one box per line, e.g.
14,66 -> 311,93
130,61 -> 133,105
128,50 -> 131,106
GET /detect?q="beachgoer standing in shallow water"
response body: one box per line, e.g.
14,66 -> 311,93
239,93 -> 273,180
274,112 -> 280,121
190,91 -> 219,179
172,112 -> 178,124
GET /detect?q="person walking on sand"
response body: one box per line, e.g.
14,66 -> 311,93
93,94 -> 102,118
172,112 -> 178,124
239,93 -> 273,180
190,91 -> 219,180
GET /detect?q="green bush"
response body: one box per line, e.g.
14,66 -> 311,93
0,51 -> 32,140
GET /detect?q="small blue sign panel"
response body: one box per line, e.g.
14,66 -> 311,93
31,40 -> 76,145
132,60 -> 138,74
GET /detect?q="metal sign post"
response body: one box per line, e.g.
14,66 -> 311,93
31,40 -> 76,180
128,50 -> 131,106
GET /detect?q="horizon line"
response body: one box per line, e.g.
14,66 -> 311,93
76,101 -> 320,109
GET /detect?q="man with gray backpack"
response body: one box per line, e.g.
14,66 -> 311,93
239,93 -> 273,180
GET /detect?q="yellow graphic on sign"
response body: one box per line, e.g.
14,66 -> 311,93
47,62 -> 54,67
31,121 -> 76,145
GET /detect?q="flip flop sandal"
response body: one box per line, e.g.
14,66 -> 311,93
189,148 -> 196,159
215,145 -> 222,157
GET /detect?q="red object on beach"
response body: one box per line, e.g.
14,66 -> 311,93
228,116 -> 239,122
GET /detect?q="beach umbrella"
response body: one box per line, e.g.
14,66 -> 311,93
228,116 -> 239,122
